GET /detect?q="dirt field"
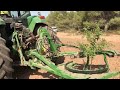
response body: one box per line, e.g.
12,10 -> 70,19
13,32 -> 120,79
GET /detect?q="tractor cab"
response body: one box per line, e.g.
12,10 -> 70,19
0,11 -> 31,47
9,11 -> 31,27
9,11 -> 47,35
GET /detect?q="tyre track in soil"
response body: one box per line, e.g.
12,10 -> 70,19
13,32 -> 120,79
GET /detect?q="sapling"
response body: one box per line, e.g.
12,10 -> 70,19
80,25 -> 109,70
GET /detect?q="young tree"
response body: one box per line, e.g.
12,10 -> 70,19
80,25 -> 108,69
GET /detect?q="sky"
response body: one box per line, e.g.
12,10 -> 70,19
30,11 -> 50,17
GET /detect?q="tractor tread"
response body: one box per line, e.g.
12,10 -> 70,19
0,52 -> 13,62
0,37 -> 13,79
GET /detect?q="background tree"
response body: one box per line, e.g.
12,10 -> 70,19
46,11 -> 120,32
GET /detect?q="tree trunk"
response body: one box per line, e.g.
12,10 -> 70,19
104,22 -> 109,32
84,55 -> 90,70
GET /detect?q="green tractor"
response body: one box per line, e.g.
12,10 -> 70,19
0,11 -> 32,79
0,11 -> 77,79
0,11 -> 120,79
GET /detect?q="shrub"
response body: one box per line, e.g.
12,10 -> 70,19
98,19 -> 106,30
109,17 -> 120,30
82,21 -> 99,31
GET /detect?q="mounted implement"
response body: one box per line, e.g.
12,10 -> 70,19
11,15 -> 80,79
0,11 -> 120,79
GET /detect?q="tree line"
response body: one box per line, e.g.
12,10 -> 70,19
46,11 -> 120,32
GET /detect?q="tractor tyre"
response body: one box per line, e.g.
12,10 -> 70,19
0,37 -> 14,79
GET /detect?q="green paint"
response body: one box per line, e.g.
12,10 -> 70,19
103,54 -> 109,70
37,28 -> 58,54
59,52 -> 78,56
27,16 -> 46,32
29,61 -> 64,78
0,18 -> 5,25
100,71 -> 120,79
12,31 -> 26,65
29,50 -> 79,79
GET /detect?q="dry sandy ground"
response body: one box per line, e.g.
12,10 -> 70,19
13,32 -> 120,79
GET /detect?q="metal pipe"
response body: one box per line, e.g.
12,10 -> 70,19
29,51 -> 79,79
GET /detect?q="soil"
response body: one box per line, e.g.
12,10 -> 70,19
13,32 -> 120,79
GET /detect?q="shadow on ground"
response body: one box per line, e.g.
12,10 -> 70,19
13,66 -> 59,79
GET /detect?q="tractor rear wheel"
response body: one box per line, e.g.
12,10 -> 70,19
0,37 -> 14,79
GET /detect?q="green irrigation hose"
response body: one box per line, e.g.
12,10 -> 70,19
65,61 -> 109,74
96,51 -> 115,57
65,51 -> 111,74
